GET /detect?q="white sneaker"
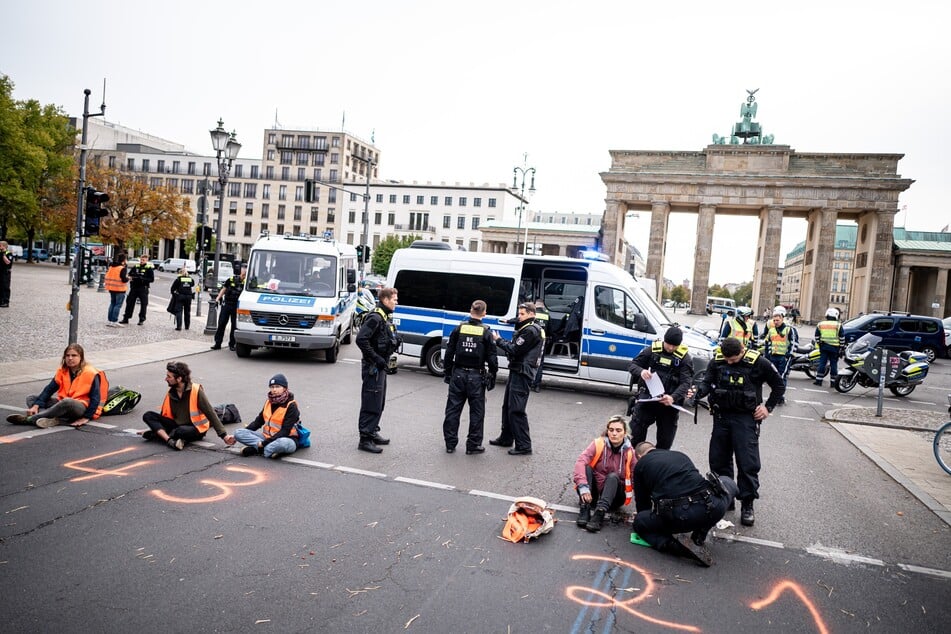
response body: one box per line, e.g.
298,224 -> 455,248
106,322 -> 116,328
115,321 -> 126,328
34,417 -> 58,428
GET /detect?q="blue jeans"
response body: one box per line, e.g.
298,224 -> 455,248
768,355 -> 791,387
108,292 -> 126,322
816,343 -> 839,383
234,428 -> 297,458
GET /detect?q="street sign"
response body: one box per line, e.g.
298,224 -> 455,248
864,348 -> 905,382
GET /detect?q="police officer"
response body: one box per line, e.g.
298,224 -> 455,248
627,326 -> 694,449
356,287 -> 400,454
120,254 -> 155,325
169,268 -> 196,331
687,336 -> 784,527
211,266 -> 247,351
813,307 -> 843,387
442,299 -> 498,454
764,306 -> 798,404
719,306 -> 757,347
0,240 -> 13,307
489,302 -> 544,456
632,441 -> 738,567
529,300 -> 550,392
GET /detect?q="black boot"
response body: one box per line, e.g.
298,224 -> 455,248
368,432 -> 390,445
358,438 -> 383,453
664,536 -> 712,567
576,504 -> 591,528
585,508 -> 604,532
740,500 -> 755,526
691,528 -> 709,546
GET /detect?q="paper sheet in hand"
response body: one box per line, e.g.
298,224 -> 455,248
645,373 -> 665,397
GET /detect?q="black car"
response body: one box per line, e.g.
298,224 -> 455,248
841,312 -> 946,362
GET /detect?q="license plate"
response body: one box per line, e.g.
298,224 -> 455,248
270,335 -> 296,342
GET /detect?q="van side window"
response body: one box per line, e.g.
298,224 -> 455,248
869,318 -> 893,333
394,270 -> 514,315
898,318 -> 920,333
919,320 -> 939,334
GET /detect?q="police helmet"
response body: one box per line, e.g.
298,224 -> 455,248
825,307 -> 840,320
737,306 -> 753,317
772,305 -> 787,317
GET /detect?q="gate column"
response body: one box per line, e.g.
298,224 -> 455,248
644,201 -> 669,302
690,204 -> 716,314
751,205 -> 784,314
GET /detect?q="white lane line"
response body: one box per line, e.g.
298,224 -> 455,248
86,421 -> 115,429
803,388 -> 828,393
908,400 -> 936,406
0,427 -> 70,443
793,400 -> 824,405
715,533 -> 785,549
394,476 -> 456,491
334,465 -> 386,478
469,489 -> 518,503
284,457 -> 334,469
806,546 -> 885,567
780,415 -> 814,421
0,403 -> 23,412
897,563 -> 951,580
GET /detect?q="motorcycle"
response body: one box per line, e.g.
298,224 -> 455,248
353,287 -> 377,328
832,333 -> 930,397
788,340 -> 823,379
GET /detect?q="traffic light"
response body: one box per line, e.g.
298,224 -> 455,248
355,244 -> 364,261
83,187 -> 109,236
304,179 -> 317,203
363,245 -> 371,263
196,225 -> 212,251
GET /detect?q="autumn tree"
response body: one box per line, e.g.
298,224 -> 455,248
370,234 -> 421,276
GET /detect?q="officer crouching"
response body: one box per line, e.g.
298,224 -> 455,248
442,300 -> 498,454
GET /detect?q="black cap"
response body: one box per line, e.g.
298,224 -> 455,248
268,373 -> 288,388
663,327 -> 683,346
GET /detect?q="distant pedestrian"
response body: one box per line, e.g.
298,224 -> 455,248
356,287 -> 401,453
211,266 -> 246,351
170,267 -> 196,331
232,373 -> 302,459
140,360 -> 233,451
489,302 -> 544,456
0,240 -> 13,307
120,254 -> 155,325
442,299 -> 498,454
104,253 -> 129,327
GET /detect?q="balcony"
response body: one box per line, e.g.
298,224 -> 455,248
275,140 -> 328,152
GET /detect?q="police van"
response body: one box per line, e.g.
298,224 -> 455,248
233,233 -> 359,362
386,249 -> 715,386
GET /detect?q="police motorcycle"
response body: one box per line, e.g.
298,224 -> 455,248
832,333 -> 930,397
353,284 -> 377,328
788,339 -> 823,379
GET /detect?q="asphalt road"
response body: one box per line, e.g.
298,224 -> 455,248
1,274 -> 950,632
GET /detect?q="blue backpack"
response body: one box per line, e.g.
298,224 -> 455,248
295,422 -> 311,448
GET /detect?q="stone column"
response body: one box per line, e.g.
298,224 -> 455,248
934,268 -> 948,318
867,210 -> 896,313
602,200 -> 627,268
890,263 -> 910,312
751,206 -> 783,314
803,208 -> 837,322
690,204 -> 716,314
645,201 -> 669,302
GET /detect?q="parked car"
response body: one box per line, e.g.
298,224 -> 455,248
840,312 -> 947,362
50,254 -> 68,265
27,248 -> 49,261
943,315 -> 951,357
149,259 -> 164,269
159,258 -> 197,273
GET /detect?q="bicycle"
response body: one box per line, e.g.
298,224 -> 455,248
933,395 -> 951,476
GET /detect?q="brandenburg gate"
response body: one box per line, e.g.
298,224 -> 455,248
599,92 -> 913,322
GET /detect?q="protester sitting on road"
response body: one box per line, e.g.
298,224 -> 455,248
140,360 -> 234,450
572,415 -> 637,533
631,441 -> 738,567
230,373 -> 302,459
6,343 -> 104,428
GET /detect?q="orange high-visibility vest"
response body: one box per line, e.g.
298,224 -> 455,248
161,383 -> 209,433
261,400 -> 299,439
54,365 -> 107,419
587,437 -> 634,506
104,265 -> 128,292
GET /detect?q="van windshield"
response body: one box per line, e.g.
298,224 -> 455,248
246,250 -> 337,298
631,285 -> 673,327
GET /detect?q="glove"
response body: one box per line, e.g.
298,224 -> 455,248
486,373 -> 497,392
444,374 -> 452,385
376,359 -> 388,371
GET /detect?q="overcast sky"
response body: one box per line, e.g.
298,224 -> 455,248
2,0 -> 947,284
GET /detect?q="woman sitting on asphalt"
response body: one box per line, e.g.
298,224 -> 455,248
6,343 -> 104,428
571,415 -> 637,532
231,373 -> 302,459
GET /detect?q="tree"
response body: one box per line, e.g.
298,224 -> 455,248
86,164 -> 192,253
370,234 -> 421,276
732,282 -> 753,307
708,284 -> 731,298
670,285 -> 689,305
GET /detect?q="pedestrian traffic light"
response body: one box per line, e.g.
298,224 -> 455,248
363,245 -> 371,263
83,187 -> 109,236
196,225 -> 212,251
355,244 -> 364,261
304,179 -> 317,203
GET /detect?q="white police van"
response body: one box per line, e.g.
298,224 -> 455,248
386,249 -> 715,386
233,233 -> 359,362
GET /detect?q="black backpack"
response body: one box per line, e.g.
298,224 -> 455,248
101,386 -> 142,416
213,403 -> 242,425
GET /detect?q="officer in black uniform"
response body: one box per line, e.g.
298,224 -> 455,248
120,254 -> 155,325
169,268 -> 196,331
356,287 -> 400,454
627,326 -> 694,450
489,302 -> 544,456
632,441 -> 738,566
442,299 -> 499,454
211,266 -> 246,351
688,336 -> 784,527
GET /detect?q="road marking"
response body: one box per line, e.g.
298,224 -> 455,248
334,465 -> 386,478
780,415 -> 814,421
908,400 -> 936,406
0,427 -> 70,443
394,476 -> 456,490
715,533 -> 785,549
793,400 -> 823,405
805,546 -> 885,567
469,489 -> 518,503
803,388 -> 827,393
897,563 -> 951,580
285,457 -> 334,469
86,421 -> 115,429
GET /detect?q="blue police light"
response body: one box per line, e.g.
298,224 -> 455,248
580,249 -> 602,260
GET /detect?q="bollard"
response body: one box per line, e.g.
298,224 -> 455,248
94,271 -> 104,290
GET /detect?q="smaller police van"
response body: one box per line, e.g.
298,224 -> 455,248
386,249 -> 716,387
233,233 -> 359,362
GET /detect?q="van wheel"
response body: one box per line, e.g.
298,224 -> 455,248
342,318 -> 353,345
234,343 -> 251,358
424,343 -> 444,377
920,346 -> 937,363
326,340 -> 339,363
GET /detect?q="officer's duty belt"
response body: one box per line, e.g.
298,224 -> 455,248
653,487 -> 713,513
453,367 -> 483,373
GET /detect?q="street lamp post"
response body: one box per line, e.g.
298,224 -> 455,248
203,119 -> 241,334
195,179 -> 211,318
351,154 -> 375,278
512,159 -> 536,255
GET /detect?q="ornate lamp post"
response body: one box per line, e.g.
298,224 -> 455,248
203,119 -> 241,334
512,158 -> 536,255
